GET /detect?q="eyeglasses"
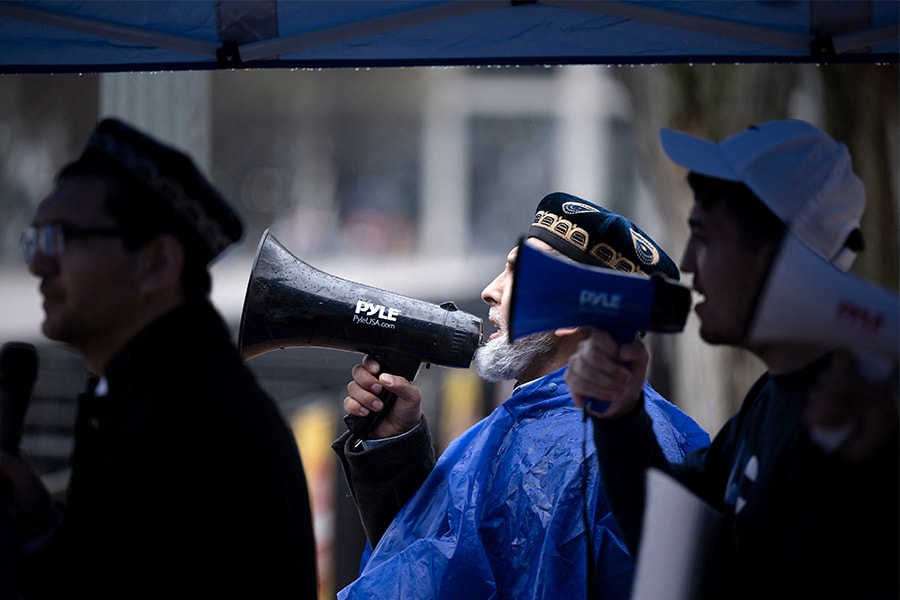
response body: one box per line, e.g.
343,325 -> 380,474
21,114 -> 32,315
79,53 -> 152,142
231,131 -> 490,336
20,223 -> 123,263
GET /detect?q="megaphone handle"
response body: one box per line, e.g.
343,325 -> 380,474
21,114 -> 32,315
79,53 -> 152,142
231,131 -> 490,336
343,388 -> 400,439
342,354 -> 422,439
582,397 -> 610,415
582,329 -> 638,415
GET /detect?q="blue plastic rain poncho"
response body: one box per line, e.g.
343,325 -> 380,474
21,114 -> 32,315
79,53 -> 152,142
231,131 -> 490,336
339,366 -> 709,599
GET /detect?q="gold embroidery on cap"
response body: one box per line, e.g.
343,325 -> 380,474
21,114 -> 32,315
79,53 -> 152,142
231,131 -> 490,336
532,210 -> 590,252
532,210 -> 662,276
561,200 -> 602,215
631,229 -> 660,267
589,243 -> 640,273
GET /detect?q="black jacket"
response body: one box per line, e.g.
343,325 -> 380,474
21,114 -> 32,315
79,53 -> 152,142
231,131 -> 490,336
21,299 -> 318,599
332,417 -> 436,547
593,356 -> 899,600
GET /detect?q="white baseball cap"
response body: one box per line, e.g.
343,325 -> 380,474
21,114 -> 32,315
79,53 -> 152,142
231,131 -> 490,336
660,119 -> 866,271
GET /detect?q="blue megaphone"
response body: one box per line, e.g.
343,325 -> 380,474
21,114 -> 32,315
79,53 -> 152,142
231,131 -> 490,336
508,239 -> 692,413
508,239 -> 692,345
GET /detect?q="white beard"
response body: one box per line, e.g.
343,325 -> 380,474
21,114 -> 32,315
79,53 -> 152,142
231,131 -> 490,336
472,329 -> 555,383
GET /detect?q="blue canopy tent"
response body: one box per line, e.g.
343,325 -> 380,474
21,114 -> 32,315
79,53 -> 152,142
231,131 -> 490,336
0,0 -> 897,74
1,2 -> 897,597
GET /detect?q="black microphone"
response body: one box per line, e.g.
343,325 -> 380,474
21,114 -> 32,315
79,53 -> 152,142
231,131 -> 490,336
0,343 -> 37,600
0,342 -> 39,455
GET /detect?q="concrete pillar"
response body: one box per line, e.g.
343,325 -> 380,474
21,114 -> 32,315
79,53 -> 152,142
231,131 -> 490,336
419,68 -> 469,258
99,71 -> 212,173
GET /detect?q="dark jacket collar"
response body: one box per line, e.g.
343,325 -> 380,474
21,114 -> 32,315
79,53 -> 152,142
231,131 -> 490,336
98,299 -> 232,396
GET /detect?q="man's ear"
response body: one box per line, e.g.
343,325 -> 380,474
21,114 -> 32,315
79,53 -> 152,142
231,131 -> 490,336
136,235 -> 185,294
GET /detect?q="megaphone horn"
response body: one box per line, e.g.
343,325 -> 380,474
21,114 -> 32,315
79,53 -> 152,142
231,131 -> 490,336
238,229 -> 483,437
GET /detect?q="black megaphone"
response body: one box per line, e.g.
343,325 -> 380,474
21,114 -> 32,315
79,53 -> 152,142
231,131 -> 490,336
238,229 -> 483,438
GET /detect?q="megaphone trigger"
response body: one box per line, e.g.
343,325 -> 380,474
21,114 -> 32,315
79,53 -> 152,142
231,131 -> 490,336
580,329 -> 634,417
342,352 -> 422,438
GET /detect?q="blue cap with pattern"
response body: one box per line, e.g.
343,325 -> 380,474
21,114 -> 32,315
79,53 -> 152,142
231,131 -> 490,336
527,192 -> 680,280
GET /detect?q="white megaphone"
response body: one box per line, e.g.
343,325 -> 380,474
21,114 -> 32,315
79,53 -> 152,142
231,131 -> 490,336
746,233 -> 899,380
745,233 -> 899,450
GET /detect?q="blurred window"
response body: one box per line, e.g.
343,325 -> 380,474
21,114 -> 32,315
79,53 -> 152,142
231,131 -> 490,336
468,115 -> 554,254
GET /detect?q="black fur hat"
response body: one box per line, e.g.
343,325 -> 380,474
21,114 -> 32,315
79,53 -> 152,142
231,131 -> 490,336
74,118 -> 243,264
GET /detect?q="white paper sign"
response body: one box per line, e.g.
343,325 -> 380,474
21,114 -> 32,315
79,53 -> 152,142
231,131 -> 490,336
631,468 -> 723,600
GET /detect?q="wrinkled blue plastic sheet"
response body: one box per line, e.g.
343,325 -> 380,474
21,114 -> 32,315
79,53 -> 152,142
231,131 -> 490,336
339,368 -> 709,599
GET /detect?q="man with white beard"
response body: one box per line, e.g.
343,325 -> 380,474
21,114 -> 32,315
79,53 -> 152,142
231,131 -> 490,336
332,192 -> 710,600
473,303 -> 554,383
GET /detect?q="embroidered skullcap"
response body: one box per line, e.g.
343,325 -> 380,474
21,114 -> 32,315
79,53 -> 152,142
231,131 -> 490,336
527,192 -> 680,280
